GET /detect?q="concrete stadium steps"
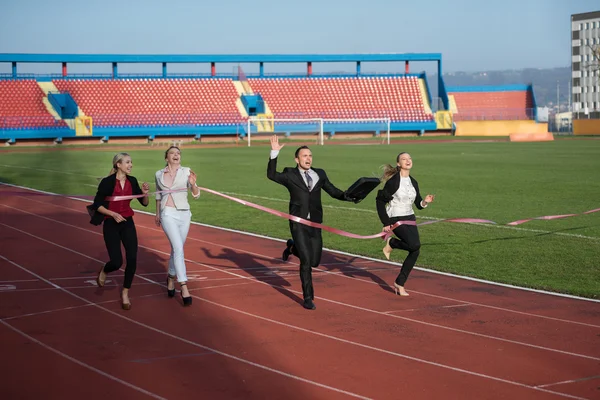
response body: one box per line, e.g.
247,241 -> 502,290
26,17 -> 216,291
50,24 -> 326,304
233,79 -> 274,127
37,82 -> 62,120
418,78 -> 432,114
37,81 -> 88,132
232,81 -> 246,96
448,95 -> 458,113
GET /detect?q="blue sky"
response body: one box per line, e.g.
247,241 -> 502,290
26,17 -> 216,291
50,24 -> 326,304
0,0 -> 598,73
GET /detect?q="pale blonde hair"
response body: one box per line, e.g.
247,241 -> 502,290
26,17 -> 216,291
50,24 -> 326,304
109,152 -> 131,175
380,152 -> 408,182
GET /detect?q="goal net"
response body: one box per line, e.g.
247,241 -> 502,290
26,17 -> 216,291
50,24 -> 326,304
246,117 -> 391,146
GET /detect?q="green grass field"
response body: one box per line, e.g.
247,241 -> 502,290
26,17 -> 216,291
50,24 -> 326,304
1,138 -> 599,298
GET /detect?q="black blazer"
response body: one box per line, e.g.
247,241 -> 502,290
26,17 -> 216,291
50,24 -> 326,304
87,174 -> 146,225
267,157 -> 350,224
375,172 -> 425,226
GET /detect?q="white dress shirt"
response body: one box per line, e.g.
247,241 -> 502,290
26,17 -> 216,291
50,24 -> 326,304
386,176 -> 422,217
270,149 -> 319,189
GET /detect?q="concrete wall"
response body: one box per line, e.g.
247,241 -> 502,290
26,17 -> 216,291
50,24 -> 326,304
454,120 -> 548,136
573,119 -> 600,135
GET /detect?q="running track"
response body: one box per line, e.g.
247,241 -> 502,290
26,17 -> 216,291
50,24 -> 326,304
1,184 -> 599,400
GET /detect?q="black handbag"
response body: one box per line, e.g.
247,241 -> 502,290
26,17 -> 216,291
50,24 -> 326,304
345,177 -> 381,203
86,204 -> 104,226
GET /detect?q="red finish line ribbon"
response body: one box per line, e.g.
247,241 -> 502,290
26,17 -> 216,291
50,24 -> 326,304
198,187 -> 402,239
104,188 -> 600,240
105,188 -> 187,202
506,208 -> 600,226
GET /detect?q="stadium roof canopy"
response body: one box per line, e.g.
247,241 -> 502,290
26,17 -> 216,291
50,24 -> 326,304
0,53 -> 441,63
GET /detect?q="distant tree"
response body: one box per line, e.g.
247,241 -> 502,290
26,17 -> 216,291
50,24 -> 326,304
585,44 -> 600,83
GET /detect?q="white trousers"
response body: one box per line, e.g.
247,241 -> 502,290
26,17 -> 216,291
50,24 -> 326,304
160,207 -> 191,283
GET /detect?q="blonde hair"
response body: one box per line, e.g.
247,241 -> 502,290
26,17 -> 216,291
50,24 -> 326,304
109,152 -> 131,175
380,152 -> 408,182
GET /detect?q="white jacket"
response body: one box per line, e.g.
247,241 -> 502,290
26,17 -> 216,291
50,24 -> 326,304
155,166 -> 200,211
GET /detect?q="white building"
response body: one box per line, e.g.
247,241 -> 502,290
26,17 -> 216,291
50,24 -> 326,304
571,11 -> 600,119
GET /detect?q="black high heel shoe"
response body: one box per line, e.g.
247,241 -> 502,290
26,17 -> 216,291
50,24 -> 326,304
181,283 -> 192,306
167,275 -> 176,298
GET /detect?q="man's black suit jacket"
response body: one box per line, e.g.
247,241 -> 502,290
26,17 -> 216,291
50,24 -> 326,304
267,157 -> 347,224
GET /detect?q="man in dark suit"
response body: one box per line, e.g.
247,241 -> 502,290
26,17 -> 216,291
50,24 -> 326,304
267,135 -> 356,310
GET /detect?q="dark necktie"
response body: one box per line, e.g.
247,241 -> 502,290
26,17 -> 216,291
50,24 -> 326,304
305,171 -> 313,191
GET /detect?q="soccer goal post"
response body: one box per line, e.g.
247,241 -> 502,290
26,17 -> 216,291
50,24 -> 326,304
246,117 -> 391,146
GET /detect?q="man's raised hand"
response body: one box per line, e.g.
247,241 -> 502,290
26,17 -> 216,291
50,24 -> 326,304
270,135 -> 285,151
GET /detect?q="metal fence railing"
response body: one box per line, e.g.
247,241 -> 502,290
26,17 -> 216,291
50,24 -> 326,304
0,116 -> 68,130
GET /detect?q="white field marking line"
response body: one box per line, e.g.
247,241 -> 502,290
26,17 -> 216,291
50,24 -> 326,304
136,221 -> 600,326
2,180 -> 599,242
3,227 -> 600,397
0,320 -> 167,400
327,267 -> 600,329
134,220 -> 600,308
6,192 -> 600,317
0,254 -> 372,400
1,281 -> 254,323
320,260 -> 373,266
0,279 -> 40,283
13,186 -> 593,332
2,217 -> 599,364
6,181 -> 600,302
0,282 -> 163,293
0,245 -> 590,400
46,272 -> 203,281
535,375 -> 600,389
383,303 -> 474,314
3,201 -> 600,336
191,296 -> 590,400
49,273 -> 284,283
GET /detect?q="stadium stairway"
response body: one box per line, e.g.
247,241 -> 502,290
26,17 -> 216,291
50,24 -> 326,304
233,81 -> 250,118
448,94 -> 458,113
418,78 -> 432,114
37,81 -> 89,134
234,80 -> 274,132
418,77 -> 453,129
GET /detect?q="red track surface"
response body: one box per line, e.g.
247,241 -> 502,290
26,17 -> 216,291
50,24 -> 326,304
1,185 -> 599,400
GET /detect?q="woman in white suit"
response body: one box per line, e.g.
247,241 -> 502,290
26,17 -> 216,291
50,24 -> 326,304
155,146 -> 200,306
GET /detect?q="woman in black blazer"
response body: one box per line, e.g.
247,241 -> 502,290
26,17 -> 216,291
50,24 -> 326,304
88,152 -> 149,310
376,152 -> 434,297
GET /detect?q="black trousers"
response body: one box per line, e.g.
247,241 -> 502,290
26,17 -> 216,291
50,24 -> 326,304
290,222 -> 322,300
389,214 -> 421,286
102,217 -> 138,289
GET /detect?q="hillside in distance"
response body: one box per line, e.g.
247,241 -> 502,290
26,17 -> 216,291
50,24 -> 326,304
440,67 -> 571,109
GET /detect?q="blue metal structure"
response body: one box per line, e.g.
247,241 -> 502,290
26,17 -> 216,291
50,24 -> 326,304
0,52 -> 446,142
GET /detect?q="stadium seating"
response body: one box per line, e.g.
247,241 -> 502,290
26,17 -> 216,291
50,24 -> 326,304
2,76 -> 437,130
247,76 -> 434,122
52,78 -> 244,127
450,90 -> 533,120
0,80 -> 67,129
